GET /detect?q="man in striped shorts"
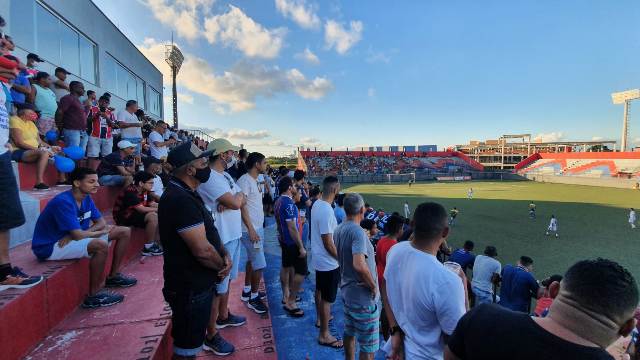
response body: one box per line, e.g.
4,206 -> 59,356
334,193 -> 380,359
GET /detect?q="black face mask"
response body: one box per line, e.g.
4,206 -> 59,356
193,166 -> 211,183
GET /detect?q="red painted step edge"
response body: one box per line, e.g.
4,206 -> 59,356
0,227 -> 147,360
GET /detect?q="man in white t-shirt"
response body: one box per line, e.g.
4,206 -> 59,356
237,152 -> 268,314
384,202 -> 467,360
116,100 -> 143,156
148,121 -> 175,160
310,175 -> 343,348
403,201 -> 410,219
198,138 -> 246,356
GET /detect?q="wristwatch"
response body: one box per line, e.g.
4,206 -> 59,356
390,325 -> 403,336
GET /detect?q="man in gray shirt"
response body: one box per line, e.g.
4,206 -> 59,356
471,245 -> 502,305
335,193 -> 380,360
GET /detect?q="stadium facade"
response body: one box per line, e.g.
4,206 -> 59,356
1,0 -> 163,119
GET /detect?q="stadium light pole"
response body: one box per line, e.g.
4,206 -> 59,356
165,40 -> 184,129
612,89 -> 640,152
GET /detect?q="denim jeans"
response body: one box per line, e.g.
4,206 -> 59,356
163,286 -> 215,357
472,286 -> 498,305
63,129 -> 89,153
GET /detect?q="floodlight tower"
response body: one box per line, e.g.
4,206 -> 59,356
165,40 -> 184,129
611,89 -> 640,152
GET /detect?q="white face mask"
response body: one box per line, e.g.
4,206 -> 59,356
226,155 -> 237,169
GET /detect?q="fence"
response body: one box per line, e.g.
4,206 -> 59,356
307,171 -> 524,184
523,173 -> 640,189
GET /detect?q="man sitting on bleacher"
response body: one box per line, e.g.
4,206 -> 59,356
97,140 -> 136,187
31,167 -> 137,308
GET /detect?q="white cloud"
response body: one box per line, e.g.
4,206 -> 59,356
367,87 -> 376,98
324,19 -> 363,55
178,93 -> 195,104
275,0 -> 320,30
300,137 -> 320,144
534,132 -> 564,143
226,129 -> 270,139
295,47 -> 320,65
138,38 -> 332,114
592,136 -> 603,141
143,0 -> 214,41
204,5 -> 286,59
366,48 -> 391,64
286,69 -> 333,99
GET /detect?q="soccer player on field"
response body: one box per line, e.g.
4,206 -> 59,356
449,207 -> 459,225
629,208 -> 636,229
545,215 -> 558,238
467,188 -> 474,199
529,202 -> 536,219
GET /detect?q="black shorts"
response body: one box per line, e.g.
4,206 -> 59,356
281,244 -> 308,275
0,151 -> 25,231
263,193 -> 273,205
316,268 -> 340,303
163,286 -> 215,353
120,212 -> 147,229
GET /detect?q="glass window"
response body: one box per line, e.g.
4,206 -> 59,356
116,65 -> 129,99
60,23 -> 79,75
10,0 -> 35,50
35,4 -> 60,65
136,78 -> 145,108
102,55 -> 117,95
79,36 -> 96,84
148,86 -> 161,117
127,72 -> 136,100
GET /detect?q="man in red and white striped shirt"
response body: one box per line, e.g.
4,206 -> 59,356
86,95 -> 116,169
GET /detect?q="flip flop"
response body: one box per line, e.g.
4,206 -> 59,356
318,338 -> 343,349
281,296 -> 301,304
283,306 -> 304,318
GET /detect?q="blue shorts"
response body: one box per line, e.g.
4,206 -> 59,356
122,137 -> 142,156
63,129 -> 89,153
11,149 -> 26,162
99,174 -> 125,186
216,238 -> 241,294
240,229 -> 266,271
343,302 -> 380,354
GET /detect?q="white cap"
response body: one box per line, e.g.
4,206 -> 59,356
117,140 -> 136,149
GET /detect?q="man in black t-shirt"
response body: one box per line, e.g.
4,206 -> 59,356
445,258 -> 639,360
159,142 -> 228,358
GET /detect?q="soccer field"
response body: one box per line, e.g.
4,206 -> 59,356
343,180 -> 640,279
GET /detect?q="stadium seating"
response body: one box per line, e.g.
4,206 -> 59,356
515,152 -> 640,178
4,161 -> 277,360
300,150 -> 484,175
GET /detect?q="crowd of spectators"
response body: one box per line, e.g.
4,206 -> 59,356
303,153 -> 476,176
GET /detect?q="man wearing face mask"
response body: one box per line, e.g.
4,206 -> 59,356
198,138 -> 247,356
159,142 -> 227,359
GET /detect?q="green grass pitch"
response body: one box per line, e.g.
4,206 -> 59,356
343,180 -> 640,279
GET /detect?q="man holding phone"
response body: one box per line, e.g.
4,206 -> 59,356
86,95 -> 116,169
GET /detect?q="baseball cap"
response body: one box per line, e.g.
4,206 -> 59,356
54,67 -> 70,75
207,138 -> 240,156
27,53 -> 43,62
168,142 -> 213,169
117,140 -> 136,149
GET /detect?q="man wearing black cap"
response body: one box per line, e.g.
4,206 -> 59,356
26,53 -> 43,78
159,142 -> 228,359
470,246 -> 501,305
50,67 -> 70,102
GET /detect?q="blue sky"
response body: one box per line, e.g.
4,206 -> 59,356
93,0 -> 640,155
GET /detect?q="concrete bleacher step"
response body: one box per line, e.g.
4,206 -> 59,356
16,162 -> 60,191
0,226 -> 147,360
25,257 -> 278,360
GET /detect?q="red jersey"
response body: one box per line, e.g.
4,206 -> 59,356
87,105 -> 115,139
375,236 -> 397,286
113,185 -> 150,225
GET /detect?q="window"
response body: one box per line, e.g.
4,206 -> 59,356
136,78 -> 146,109
35,3 -> 60,65
79,36 -> 96,84
148,86 -> 161,117
102,55 -> 118,95
104,53 -> 148,107
60,23 -> 79,75
9,0 -> 97,84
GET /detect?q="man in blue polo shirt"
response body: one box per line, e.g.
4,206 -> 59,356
31,167 -> 136,309
449,240 -> 476,274
498,256 -> 543,313
274,176 -> 307,317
